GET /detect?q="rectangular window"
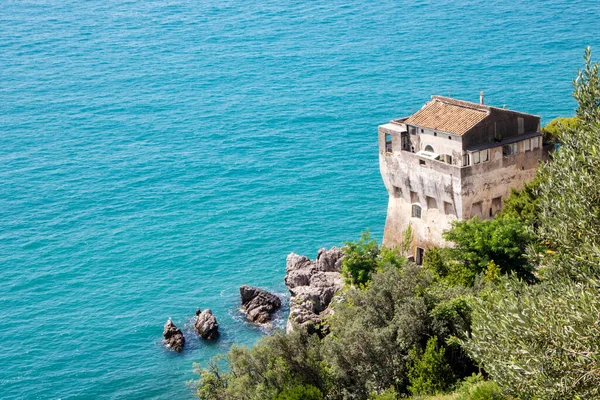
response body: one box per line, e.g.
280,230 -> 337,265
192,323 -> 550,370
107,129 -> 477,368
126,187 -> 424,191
415,247 -> 424,265
462,153 -> 470,166
409,126 -> 417,135
401,133 -> 411,151
518,117 -> 524,134
393,186 -> 402,198
503,142 -> 518,156
410,191 -> 419,203
473,151 -> 480,164
444,201 -> 454,215
532,136 -> 539,149
385,133 -> 392,153
412,204 -> 422,218
524,138 -> 531,152
426,196 -> 437,209
481,149 -> 489,162
445,154 -> 453,165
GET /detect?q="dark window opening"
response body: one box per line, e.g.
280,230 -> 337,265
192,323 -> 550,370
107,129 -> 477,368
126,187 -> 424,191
419,160 -> 426,166
489,208 -> 493,217
412,204 -> 422,218
393,186 -> 402,198
416,247 -> 424,265
424,145 -> 434,152
434,132 -> 437,136
503,142 -> 518,157
401,133 -> 411,151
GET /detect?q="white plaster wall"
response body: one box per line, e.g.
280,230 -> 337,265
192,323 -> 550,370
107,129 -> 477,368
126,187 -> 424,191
416,130 -> 463,158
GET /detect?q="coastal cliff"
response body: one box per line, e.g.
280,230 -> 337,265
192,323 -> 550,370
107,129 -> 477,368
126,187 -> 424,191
284,247 -> 344,336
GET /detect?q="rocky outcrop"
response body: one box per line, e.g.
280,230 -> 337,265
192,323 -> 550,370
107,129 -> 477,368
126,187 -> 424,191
194,309 -> 219,340
163,319 -> 185,352
285,247 -> 344,336
240,285 -> 282,324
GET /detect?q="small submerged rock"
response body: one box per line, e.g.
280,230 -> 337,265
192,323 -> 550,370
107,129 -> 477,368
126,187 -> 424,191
194,308 -> 219,340
239,285 -> 282,324
163,319 -> 185,352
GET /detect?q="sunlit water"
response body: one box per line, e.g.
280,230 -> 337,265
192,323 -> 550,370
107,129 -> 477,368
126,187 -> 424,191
1,0 -> 599,398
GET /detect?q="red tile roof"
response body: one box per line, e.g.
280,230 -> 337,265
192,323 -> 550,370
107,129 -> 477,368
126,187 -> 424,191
405,96 -> 489,136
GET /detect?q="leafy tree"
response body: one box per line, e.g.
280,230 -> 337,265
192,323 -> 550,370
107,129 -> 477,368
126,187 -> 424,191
193,330 -> 328,400
341,230 -> 380,286
498,175 -> 542,228
324,264 -> 432,398
443,217 -> 535,285
460,48 -> 600,400
407,337 -> 453,396
422,247 -> 449,278
341,231 -> 406,287
463,278 -> 600,399
535,47 -> 600,281
275,385 -> 323,400
541,116 -> 579,143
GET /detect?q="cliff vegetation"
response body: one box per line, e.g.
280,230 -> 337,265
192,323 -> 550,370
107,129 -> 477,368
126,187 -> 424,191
191,48 -> 600,400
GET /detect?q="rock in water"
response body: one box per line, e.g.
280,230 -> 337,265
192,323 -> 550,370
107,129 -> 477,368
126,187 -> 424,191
194,309 -> 219,340
163,319 -> 185,352
239,285 -> 282,324
285,247 -> 344,336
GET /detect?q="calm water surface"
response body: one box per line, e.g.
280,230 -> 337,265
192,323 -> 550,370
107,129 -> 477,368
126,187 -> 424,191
1,0 -> 599,398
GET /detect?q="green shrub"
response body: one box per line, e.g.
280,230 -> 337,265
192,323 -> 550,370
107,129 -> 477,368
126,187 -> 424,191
407,337 -> 453,396
193,330 -> 329,400
275,384 -> 323,400
541,116 -> 579,143
368,387 -> 398,400
443,217 -> 536,285
463,278 -> 600,399
324,264 -> 432,397
456,374 -> 505,400
423,247 -> 449,278
342,230 -> 380,287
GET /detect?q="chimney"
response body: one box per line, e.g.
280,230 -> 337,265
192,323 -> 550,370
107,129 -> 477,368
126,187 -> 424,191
480,91 -> 485,105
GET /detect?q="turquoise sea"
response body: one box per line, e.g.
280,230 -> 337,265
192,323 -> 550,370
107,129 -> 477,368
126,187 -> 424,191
1,0 -> 599,398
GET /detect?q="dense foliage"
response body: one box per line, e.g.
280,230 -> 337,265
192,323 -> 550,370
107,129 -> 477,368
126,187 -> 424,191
442,217 -> 536,284
464,278 -> 600,399
193,49 -> 600,400
340,231 -> 405,287
541,115 -> 579,143
463,48 -> 600,399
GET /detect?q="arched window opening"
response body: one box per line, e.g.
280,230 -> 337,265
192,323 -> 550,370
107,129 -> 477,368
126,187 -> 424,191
424,145 -> 434,153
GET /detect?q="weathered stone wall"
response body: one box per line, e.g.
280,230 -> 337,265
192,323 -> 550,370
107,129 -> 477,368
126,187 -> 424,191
379,126 -> 462,250
460,145 -> 543,219
379,123 -> 545,253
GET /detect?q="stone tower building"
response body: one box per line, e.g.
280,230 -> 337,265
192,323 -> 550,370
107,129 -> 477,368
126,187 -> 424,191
378,94 -> 545,264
